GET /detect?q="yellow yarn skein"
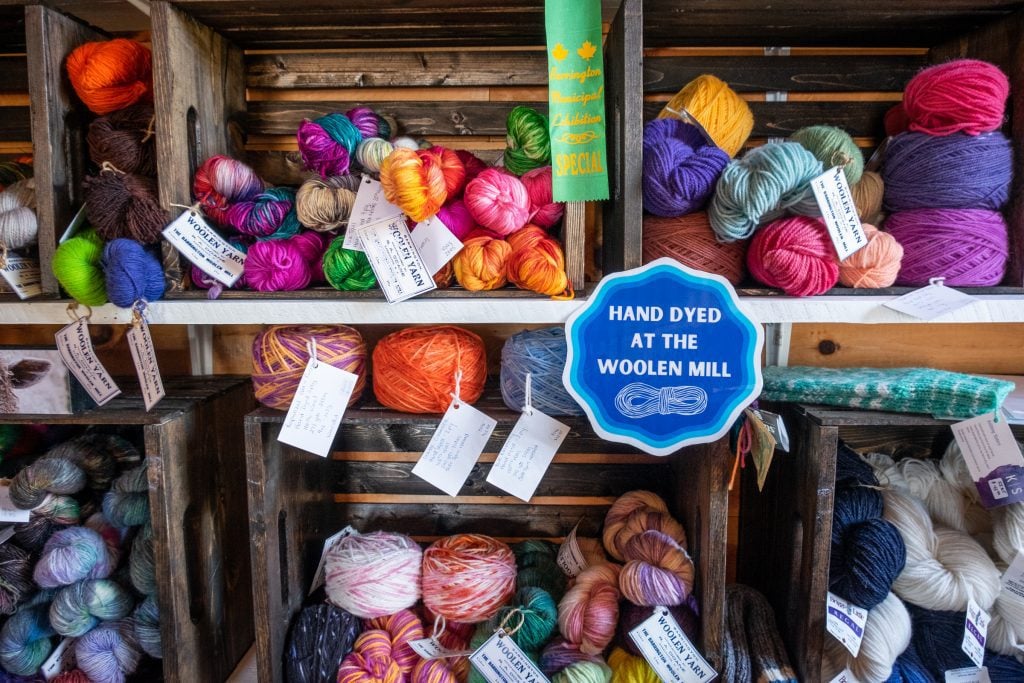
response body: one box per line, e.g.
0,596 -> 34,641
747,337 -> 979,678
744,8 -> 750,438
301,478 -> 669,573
608,648 -> 659,683
658,75 -> 753,158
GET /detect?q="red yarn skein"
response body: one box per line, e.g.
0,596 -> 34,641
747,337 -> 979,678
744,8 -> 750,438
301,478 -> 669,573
902,59 -> 1009,136
747,216 -> 840,297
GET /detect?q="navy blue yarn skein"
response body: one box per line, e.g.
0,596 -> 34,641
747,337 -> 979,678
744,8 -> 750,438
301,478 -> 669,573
101,238 -> 166,308
907,604 -> 1024,683
884,639 -> 935,683
836,444 -> 880,488
284,603 -> 361,683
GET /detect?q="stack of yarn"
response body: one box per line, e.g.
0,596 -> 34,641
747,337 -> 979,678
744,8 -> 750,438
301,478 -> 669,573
54,38 -> 167,309
0,170 -> 39,294
0,431 -> 162,681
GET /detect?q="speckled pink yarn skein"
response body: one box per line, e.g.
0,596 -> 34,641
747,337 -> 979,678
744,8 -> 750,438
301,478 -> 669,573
558,563 -> 622,655
464,168 -> 531,236
324,532 -> 423,619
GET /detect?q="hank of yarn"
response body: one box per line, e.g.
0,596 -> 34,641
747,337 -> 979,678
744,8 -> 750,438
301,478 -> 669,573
723,585 -> 798,683
66,39 -> 152,115
489,586 -> 558,652
602,490 -> 682,561
436,200 -> 478,240
886,208 -> 1008,286
101,239 -> 166,307
75,620 -> 142,683
372,326 -> 487,413
297,113 -> 363,177
608,648 -> 659,683
346,107 -> 392,140
361,610 -> 424,676
619,530 -> 695,606
464,169 -> 532,236
838,224 -> 903,288
642,212 -> 747,285
558,563 -> 621,655
380,147 -> 464,222
453,234 -> 511,291
285,604 -> 361,683
34,526 -> 113,588
0,180 -> 38,250
747,216 -> 839,297
251,325 -> 366,410
244,234 -> 317,291
0,544 -> 32,615
829,486 -> 906,609
193,155 -> 265,227
552,661 -> 612,683
901,59 -> 1009,136
657,75 -> 753,158
0,601 -> 55,675
642,118 -> 730,217
355,138 -> 394,174
87,104 -> 156,176
541,638 -> 604,677
131,596 -> 161,659
9,456 -> 86,508
455,150 -> 488,188
521,166 -> 564,229
504,106 -> 551,176
53,229 -> 108,306
15,496 -> 80,553
324,531 -> 423,618
500,328 -> 583,416
101,464 -> 149,527
296,175 -> 358,232
50,579 -> 134,637
322,237 -> 376,291
506,226 -> 572,298
824,591 -> 911,683
84,170 -> 166,244
851,171 -> 885,224
790,125 -> 864,186
225,186 -> 298,238
422,534 -> 516,623
129,523 -> 156,596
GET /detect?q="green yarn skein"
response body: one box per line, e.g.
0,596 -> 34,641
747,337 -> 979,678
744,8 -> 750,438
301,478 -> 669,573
52,228 -> 108,306
514,539 -> 567,602
504,106 -> 551,176
553,661 -> 614,683
790,125 -> 864,186
322,236 -> 376,291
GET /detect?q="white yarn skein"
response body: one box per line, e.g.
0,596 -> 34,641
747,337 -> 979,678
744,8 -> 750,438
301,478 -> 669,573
987,585 -> 1024,659
863,452 -> 906,490
823,592 -> 911,683
897,457 -> 992,538
323,530 -> 423,619
0,179 -> 37,250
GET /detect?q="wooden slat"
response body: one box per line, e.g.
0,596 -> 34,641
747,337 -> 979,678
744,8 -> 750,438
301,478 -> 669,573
0,55 -> 27,92
335,493 -> 618,505
246,86 -> 547,103
644,47 -> 930,57
0,106 -> 29,139
643,100 -> 890,137
332,450 -> 664,464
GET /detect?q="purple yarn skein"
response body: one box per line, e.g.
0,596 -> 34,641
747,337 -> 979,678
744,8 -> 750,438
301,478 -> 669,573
642,118 -> 730,217
886,208 -> 1008,286
33,526 -> 112,588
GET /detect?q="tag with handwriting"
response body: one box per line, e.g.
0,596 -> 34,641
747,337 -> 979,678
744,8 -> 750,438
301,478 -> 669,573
487,408 -> 569,502
41,637 -> 75,680
409,638 -> 475,660
344,176 -> 404,251
358,216 -> 437,303
278,359 -> 358,458
162,210 -> 246,286
556,524 -> 589,577
310,526 -> 357,595
951,413 -> 1024,508
413,401 -> 496,497
469,629 -> 550,683
884,281 -> 977,321
55,319 -> 120,406
412,216 -> 464,276
629,607 -> 717,682
962,599 -> 990,668
127,318 -> 164,411
0,254 -> 41,299
826,592 -> 868,657
811,167 -> 867,260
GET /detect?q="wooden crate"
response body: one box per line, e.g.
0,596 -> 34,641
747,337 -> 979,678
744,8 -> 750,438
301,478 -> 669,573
245,386 -> 732,683
1,375 -> 256,683
149,0 -> 636,296
737,404 -> 1024,683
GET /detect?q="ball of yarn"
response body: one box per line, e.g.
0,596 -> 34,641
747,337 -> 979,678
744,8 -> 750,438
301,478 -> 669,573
453,233 -> 511,291
193,155 -> 265,227
9,456 -> 86,508
346,107 -> 392,140
225,186 -> 298,238
642,118 -> 730,217
506,225 -> 571,297
285,603 -> 361,683
422,534 -> 516,622
0,602 -> 55,675
540,638 -> 604,677
53,229 -> 108,305
824,591 -> 911,683
436,199 -> 478,240
373,326 -> 487,413
251,325 -> 367,410
129,523 -> 156,596
84,169 -> 166,244
615,600 -> 700,657
296,175 -> 358,232
35,526 -> 113,588
886,208 -> 1008,286
14,496 -> 81,552
244,234 -> 318,291
339,611 -> 424,682
902,59 -> 1009,136
101,239 -> 166,307
0,180 -> 38,250
657,74 -> 753,158
830,515 -> 906,609
883,131 -> 1012,212
321,237 -> 376,291
838,224 -> 903,288
53,672 -> 91,683
747,216 -> 839,296
504,106 -> 551,176
552,661 -> 612,683
355,138 -> 395,174
619,530 -> 695,606
491,586 -> 558,652
608,648 -> 659,683
500,327 -> 582,416
708,142 -> 823,241
75,621 -> 142,683
66,39 -> 152,115
790,125 -> 864,186
464,169 -> 532,236
131,595 -> 161,659
0,544 -> 32,615
87,104 -> 156,176
520,166 -> 564,229
324,531 -> 422,619
50,579 -> 134,637
297,113 -> 363,177
851,171 -> 884,224
380,147 -> 465,222
641,212 -> 747,284
558,563 -> 621,655
602,490 -> 681,561
101,464 -> 149,527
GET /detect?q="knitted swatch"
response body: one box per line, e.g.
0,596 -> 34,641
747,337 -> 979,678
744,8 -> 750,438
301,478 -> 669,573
761,366 -> 1014,419
722,585 -> 798,683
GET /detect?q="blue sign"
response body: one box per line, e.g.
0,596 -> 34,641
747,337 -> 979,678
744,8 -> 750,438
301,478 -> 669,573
563,258 -> 763,456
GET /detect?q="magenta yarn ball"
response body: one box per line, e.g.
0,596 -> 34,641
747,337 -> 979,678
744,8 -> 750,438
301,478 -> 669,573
521,166 -> 564,229
244,234 -> 321,291
464,168 -> 531,236
436,199 -> 478,240
885,208 -> 1008,286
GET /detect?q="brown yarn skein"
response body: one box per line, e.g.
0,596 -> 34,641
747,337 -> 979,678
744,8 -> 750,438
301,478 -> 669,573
296,175 -> 359,232
852,171 -> 884,224
84,168 -> 167,244
642,212 -> 747,285
87,104 -> 157,176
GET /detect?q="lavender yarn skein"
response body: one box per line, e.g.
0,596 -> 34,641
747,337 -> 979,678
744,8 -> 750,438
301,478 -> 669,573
883,132 -> 1012,211
75,621 -> 142,683
886,208 -> 1008,286
34,526 -> 112,588
642,119 -> 730,217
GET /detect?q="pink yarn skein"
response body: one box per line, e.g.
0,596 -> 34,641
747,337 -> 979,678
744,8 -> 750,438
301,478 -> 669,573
522,166 -> 564,229
464,168 -> 531,236
902,59 -> 1009,136
747,216 -> 840,297
244,233 -> 324,291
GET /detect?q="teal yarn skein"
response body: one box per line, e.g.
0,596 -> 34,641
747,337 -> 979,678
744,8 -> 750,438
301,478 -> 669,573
708,142 -> 823,242
102,464 -> 149,528
493,586 -> 558,651
514,540 -> 567,602
0,599 -> 55,675
50,578 -> 135,637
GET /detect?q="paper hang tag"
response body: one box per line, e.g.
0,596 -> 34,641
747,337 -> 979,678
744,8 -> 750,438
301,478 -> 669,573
358,215 -> 437,303
277,349 -> 359,458
1000,551 -> 1024,601
126,314 -> 164,411
950,413 -> 1024,508
409,638 -> 475,660
750,408 -> 789,452
556,523 -> 589,577
962,599 -> 990,668
0,524 -> 14,545
946,667 -> 991,683
344,176 -> 405,252
40,637 -> 76,680
469,629 -> 551,683
412,216 -> 464,276
628,607 -> 717,683
486,406 -> 570,502
0,254 -> 42,299
810,166 -> 868,261
59,205 -> 88,244
413,399 -> 497,497
55,318 -> 121,406
826,592 -> 868,657
162,210 -> 246,287
828,669 -> 861,683
883,279 -> 977,321
0,484 -> 30,523
744,408 -> 777,492
310,525 -> 358,595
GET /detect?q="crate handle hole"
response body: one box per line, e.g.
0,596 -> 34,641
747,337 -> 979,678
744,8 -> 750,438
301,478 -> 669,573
278,509 -> 289,606
183,502 -> 205,624
187,106 -> 200,183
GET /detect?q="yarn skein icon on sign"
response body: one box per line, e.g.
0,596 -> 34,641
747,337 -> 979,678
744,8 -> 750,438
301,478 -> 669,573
614,382 -> 708,418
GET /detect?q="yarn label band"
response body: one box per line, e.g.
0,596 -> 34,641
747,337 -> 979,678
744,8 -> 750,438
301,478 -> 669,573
564,258 -> 763,456
556,523 -> 589,577
825,591 -> 867,657
544,0 -> 609,201
945,667 -> 991,683
162,210 -> 246,287
883,282 -> 977,321
310,526 -> 357,595
55,319 -> 121,407
127,318 -> 164,411
0,254 -> 42,299
950,413 -> 1024,508
345,176 -> 404,251
41,637 -> 75,680
961,598 -> 990,668
277,360 -> 359,458
810,166 -> 868,260
469,629 -> 551,683
0,484 -> 30,523
827,670 -> 860,683
486,408 -> 570,502
413,400 -> 497,497
412,216 -> 464,276
628,607 -> 717,682
357,216 -> 437,303
1000,551 -> 1024,600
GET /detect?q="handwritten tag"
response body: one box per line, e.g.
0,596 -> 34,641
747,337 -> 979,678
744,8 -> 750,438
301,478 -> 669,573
126,318 -> 164,411
413,401 -> 496,497
629,607 -> 717,683
951,413 -> 1024,508
487,408 -> 569,502
946,667 -> 991,683
828,669 -> 861,683
0,484 -> 29,522
556,524 -> 589,577
40,637 -> 75,680
344,176 -> 404,251
358,216 -> 437,303
883,281 -> 977,321
409,638 -> 475,660
0,254 -> 41,299
962,599 -> 990,668
278,360 -> 358,458
310,526 -> 358,595
811,167 -> 867,260
412,216 -> 464,276
162,210 -> 246,287
469,630 -> 550,683
826,592 -> 868,657
55,319 -> 120,406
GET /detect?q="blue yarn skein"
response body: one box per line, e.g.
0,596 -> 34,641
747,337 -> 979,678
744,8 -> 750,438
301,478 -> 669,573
884,639 -> 935,683
0,601 -> 55,676
708,141 -> 823,241
501,328 -> 583,416
642,118 -> 730,217
836,444 -> 880,488
907,604 -> 1024,683
101,238 -> 166,308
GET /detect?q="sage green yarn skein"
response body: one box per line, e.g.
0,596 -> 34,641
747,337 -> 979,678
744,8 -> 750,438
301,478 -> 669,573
52,228 -> 108,306
790,125 -> 865,186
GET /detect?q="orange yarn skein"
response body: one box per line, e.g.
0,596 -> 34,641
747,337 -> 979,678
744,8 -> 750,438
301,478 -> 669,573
380,148 -> 464,222
453,234 -> 512,291
506,225 -> 573,298
66,39 -> 153,115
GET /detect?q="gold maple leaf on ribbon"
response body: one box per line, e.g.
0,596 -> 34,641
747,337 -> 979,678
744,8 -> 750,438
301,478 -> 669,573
578,40 -> 597,60
552,43 -> 568,61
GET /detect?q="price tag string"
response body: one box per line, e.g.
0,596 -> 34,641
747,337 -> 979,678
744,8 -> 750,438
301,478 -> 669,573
307,338 -> 320,369
131,300 -> 148,328
522,372 -> 534,416
66,302 -> 92,324
451,369 -> 463,408
495,609 -> 525,639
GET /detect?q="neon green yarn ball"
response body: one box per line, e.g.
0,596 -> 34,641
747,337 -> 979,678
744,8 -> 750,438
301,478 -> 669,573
504,105 -> 551,176
52,228 -> 108,306
322,236 -> 376,291
790,125 -> 864,186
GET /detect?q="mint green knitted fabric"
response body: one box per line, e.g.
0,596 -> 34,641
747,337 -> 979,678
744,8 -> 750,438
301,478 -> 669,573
761,366 -> 1014,419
